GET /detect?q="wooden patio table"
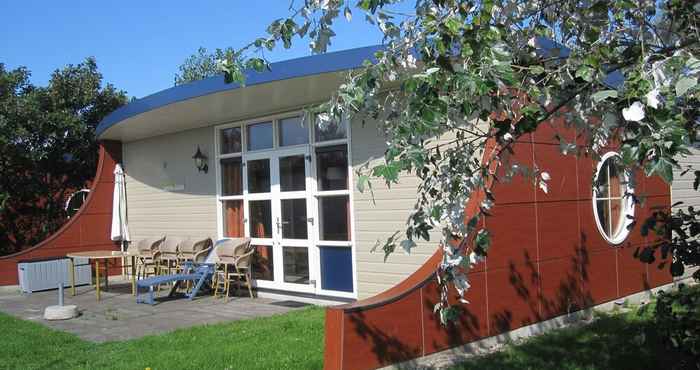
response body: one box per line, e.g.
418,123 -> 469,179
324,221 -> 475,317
66,251 -> 138,301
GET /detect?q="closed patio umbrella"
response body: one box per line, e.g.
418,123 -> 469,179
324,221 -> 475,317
110,164 -> 130,248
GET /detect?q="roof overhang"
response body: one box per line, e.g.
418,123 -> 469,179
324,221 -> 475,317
97,45 -> 382,142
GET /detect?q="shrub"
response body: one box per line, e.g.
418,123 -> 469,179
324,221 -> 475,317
654,284 -> 700,360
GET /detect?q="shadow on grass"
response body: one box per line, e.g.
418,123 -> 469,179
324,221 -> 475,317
450,307 -> 698,370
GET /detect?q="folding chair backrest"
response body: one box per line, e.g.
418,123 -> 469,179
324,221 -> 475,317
159,237 -> 181,254
235,249 -> 255,270
233,238 -> 252,257
215,238 -> 250,258
192,237 -> 212,253
137,236 -> 164,253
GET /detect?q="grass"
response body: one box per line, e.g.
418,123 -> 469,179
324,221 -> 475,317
0,307 -> 325,370
449,304 -> 698,370
2,301 -> 697,370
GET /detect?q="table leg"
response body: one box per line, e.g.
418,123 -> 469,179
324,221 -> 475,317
69,258 -> 76,296
104,260 -> 109,292
95,260 -> 101,301
131,256 -> 136,296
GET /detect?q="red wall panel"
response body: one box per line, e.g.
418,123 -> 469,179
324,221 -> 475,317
421,273 -> 488,354
0,141 -> 122,285
325,120 -> 674,370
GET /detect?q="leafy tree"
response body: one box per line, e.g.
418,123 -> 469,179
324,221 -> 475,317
174,47 -> 236,85
0,58 -> 127,256
219,0 -> 699,321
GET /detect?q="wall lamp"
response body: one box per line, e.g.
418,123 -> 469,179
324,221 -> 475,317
192,146 -> 209,174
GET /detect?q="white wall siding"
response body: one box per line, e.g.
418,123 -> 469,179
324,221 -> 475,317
123,126 -> 218,240
672,147 -> 700,209
351,121 -> 442,299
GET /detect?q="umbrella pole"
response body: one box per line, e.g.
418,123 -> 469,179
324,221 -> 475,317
121,240 -> 127,279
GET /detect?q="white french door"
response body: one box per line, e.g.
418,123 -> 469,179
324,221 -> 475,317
244,146 -> 317,294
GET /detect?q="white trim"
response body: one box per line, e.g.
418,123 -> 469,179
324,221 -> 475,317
315,190 -> 351,197
592,151 -> 636,245
213,110 -> 357,299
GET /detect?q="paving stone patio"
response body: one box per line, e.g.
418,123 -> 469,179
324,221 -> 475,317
0,280 -> 306,342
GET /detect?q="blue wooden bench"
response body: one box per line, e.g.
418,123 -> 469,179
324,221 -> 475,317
136,263 -> 215,305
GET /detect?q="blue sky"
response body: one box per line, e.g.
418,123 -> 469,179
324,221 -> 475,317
1,1 -> 406,98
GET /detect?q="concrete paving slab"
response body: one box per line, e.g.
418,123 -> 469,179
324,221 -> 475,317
0,281 -> 306,343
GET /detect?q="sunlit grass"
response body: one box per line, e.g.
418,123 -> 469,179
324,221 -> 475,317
0,307 -> 325,370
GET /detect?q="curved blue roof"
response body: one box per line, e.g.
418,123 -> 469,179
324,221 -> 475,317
96,45 -> 383,138
98,40 -> 623,138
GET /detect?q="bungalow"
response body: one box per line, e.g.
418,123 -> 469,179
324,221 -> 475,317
1,45 -> 695,369
95,45 -> 453,301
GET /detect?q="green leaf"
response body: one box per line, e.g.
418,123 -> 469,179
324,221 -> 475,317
675,77 -> 697,97
356,174 -> 369,193
575,65 -> 594,82
246,58 -> 267,72
530,65 -> 545,75
591,89 -> 618,103
474,229 -> 491,251
652,157 -> 674,184
444,17 -> 462,35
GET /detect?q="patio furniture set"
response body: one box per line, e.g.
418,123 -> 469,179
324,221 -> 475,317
66,237 -> 256,305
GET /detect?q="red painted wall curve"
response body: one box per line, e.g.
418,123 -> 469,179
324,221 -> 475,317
0,141 -> 122,285
324,123 -> 672,370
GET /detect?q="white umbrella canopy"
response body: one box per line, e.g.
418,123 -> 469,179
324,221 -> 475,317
110,164 -> 130,249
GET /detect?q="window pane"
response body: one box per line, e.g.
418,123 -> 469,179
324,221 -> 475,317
221,157 -> 242,196
223,200 -> 244,237
279,116 -> 308,146
247,159 -> 270,193
247,121 -> 273,151
610,198 -> 624,236
320,246 -> 353,292
319,196 -> 350,241
221,127 -> 242,154
316,145 -> 348,191
315,117 -> 347,142
252,245 -> 274,281
609,161 -> 623,198
281,198 -> 307,239
596,199 -> 611,237
594,162 -> 610,198
283,247 -> 309,284
280,155 -> 306,191
249,200 -> 272,238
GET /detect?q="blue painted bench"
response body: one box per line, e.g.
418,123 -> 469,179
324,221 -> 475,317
136,263 -> 215,305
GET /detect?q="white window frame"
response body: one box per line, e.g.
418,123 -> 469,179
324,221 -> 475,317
213,111 -> 357,299
592,151 -> 635,245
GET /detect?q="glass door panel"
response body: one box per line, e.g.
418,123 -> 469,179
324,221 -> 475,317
223,200 -> 244,237
279,155 -> 306,191
252,245 -> 274,281
247,159 -> 271,193
246,146 -> 314,293
249,200 -> 272,238
283,246 -> 309,284
280,198 -> 307,239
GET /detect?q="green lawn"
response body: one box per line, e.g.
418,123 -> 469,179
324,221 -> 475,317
2,302 -> 696,370
0,307 -> 325,370
450,304 -> 697,370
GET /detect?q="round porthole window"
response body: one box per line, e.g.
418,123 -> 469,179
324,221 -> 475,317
592,152 -> 635,244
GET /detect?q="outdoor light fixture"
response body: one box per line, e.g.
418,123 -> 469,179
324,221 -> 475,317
192,146 -> 208,174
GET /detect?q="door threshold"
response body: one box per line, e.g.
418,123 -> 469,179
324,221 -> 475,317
256,287 -> 355,306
